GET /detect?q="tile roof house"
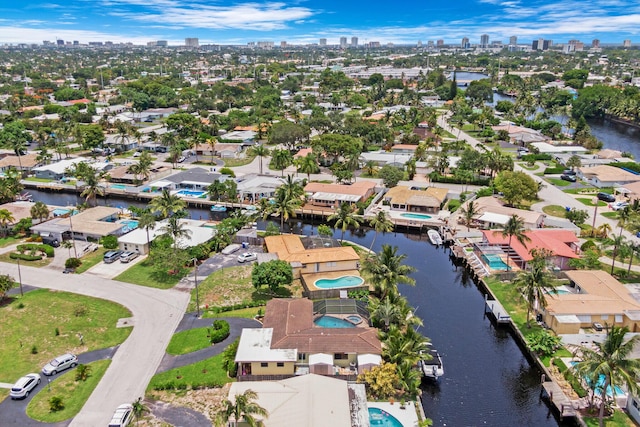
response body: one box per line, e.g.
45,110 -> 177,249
542,270 -> 640,334
31,206 -> 124,242
304,181 -> 376,208
384,185 -> 448,214
472,196 -> 545,229
235,298 -> 381,380
0,154 -> 41,174
579,165 -> 640,188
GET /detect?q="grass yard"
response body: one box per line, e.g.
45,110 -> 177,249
563,188 -> 599,195
601,212 -> 619,219
115,259 -> 182,289
75,248 -> 107,274
166,327 -> 211,355
203,306 -> 263,319
542,205 -> 568,218
0,252 -> 53,267
576,198 -> 607,207
547,178 -> 572,187
223,155 -> 256,168
0,289 -> 131,384
147,352 -> 231,392
584,410 -> 636,427
26,360 -> 110,423
0,235 -> 22,248
23,177 -> 55,183
190,265 -> 302,312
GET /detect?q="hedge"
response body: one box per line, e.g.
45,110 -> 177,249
552,358 -> 587,398
16,243 -> 54,257
609,162 -> 640,174
521,153 -> 552,162
208,301 -> 266,314
544,167 -> 565,175
431,175 -> 491,186
10,252 -> 43,261
209,320 -> 230,344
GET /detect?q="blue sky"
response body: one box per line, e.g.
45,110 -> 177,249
0,0 -> 638,46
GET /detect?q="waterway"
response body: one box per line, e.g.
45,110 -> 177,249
24,188 -> 567,426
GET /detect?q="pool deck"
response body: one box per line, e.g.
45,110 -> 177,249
368,401 -> 420,427
302,270 -> 366,292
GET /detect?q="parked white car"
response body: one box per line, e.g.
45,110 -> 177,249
10,373 -> 41,399
612,202 -> 630,211
109,403 -> 133,427
42,353 -> 78,376
237,252 -> 257,263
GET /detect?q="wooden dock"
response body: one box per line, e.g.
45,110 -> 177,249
484,295 -> 511,324
541,381 -> 577,419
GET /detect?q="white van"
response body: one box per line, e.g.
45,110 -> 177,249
221,244 -> 241,255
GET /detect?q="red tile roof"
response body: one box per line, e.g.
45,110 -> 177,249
482,229 -> 579,261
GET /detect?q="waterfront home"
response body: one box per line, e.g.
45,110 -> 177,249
117,218 -> 215,255
492,124 -> 550,145
359,151 -> 412,167
236,174 -> 289,203
529,142 -> 589,156
390,144 -> 418,154
471,196 -> 544,229
383,185 -> 448,214
542,270 -> 640,335
304,181 -> 376,209
32,158 -> 86,180
480,229 -> 579,270
235,298 -> 381,380
164,167 -> 222,191
578,165 -> 640,188
108,164 -> 171,185
0,153 -> 41,175
227,374 -> 369,427
31,206 -> 124,242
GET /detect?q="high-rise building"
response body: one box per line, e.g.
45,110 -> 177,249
436,39 -> 444,47
56,39 -> 64,46
280,41 -> 287,48
461,37 -> 470,49
185,38 -> 199,47
532,39 -> 551,51
509,36 -> 517,46
480,34 -> 489,48
319,38 -> 327,46
340,37 -> 347,48
417,40 -> 422,48
351,37 -> 358,47
427,40 -> 434,49
592,39 -> 600,48
624,39 -> 632,47
156,40 -> 168,47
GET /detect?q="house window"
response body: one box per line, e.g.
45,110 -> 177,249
298,353 -> 306,361
326,262 -> 337,267
277,362 -> 284,367
615,315 -> 623,323
260,362 -> 268,368
601,315 -> 609,321
334,353 -> 348,360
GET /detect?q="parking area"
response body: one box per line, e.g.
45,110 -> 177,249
85,253 -> 146,279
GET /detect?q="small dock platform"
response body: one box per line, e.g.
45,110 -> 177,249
541,381 -> 577,419
484,296 -> 511,324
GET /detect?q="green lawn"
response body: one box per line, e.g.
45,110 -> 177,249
546,178 -> 572,187
0,235 -> 22,248
26,360 -> 110,423
23,177 -> 55,183
115,260 -> 182,289
223,155 -> 256,168
601,212 -> 619,219
542,205 -> 568,218
584,410 -> 636,426
0,252 -> 53,267
576,198 -> 607,207
147,352 -> 231,392
203,306 -> 263,319
0,289 -> 131,384
166,326 -> 211,355
75,248 -> 107,274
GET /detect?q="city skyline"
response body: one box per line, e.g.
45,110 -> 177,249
0,0 -> 638,46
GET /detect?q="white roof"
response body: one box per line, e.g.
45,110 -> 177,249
117,219 -> 215,248
33,158 -> 85,175
554,314 -> 582,324
357,353 -> 382,366
360,151 -> 412,164
477,212 -> 511,225
308,353 -> 333,365
235,328 -> 297,363
150,180 -> 173,188
311,192 -> 361,203
530,142 -> 588,154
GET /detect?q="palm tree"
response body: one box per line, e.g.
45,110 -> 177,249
272,189 -> 301,231
136,151 -> 154,182
250,144 -> 270,175
296,153 -> 319,181
328,202 -> 362,241
574,326 -> 640,427
30,201 -> 50,223
214,389 -> 268,427
61,240 -> 74,258
381,326 -> 430,366
363,160 -> 379,177
0,209 -> 15,237
604,235 -> 626,275
138,211 -> 157,248
497,214 -> 531,268
131,397 -> 149,426
627,242 -> 640,275
368,210 -> 394,252
207,180 -> 226,202
362,244 -> 416,300
160,216 -> 192,249
270,149 -> 293,177
149,189 -> 186,219
371,297 -> 402,332
457,200 -> 482,232
515,263 -> 553,328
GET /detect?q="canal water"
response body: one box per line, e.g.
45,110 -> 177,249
25,189 -> 567,426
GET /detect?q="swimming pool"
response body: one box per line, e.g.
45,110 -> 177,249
111,184 -> 127,190
314,316 -> 356,328
368,408 -> 403,427
400,212 -> 432,220
481,253 -> 511,271
52,208 -> 71,217
547,285 -> 571,295
570,362 -> 625,397
175,189 -> 207,198
314,276 -> 364,289
119,220 -> 139,232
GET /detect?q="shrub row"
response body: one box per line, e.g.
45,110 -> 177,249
431,174 -> 491,186
151,380 -> 224,391
10,252 -> 43,261
16,243 -> 54,257
521,153 -> 553,162
209,320 -> 230,344
552,358 -> 587,398
544,167 -> 565,175
208,301 -> 266,314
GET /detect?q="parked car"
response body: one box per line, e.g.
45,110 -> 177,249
562,169 -> 577,176
593,322 -> 604,332
120,251 -> 139,263
103,250 -> 123,264
177,156 -> 186,163
108,403 -> 133,427
597,192 -> 616,203
42,353 -> 78,376
560,174 -> 577,182
237,252 -> 258,263
612,202 -> 630,211
10,373 -> 41,399
41,236 -> 60,247
221,244 -> 242,255
132,151 -> 141,157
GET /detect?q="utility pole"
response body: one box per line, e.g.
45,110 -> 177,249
16,257 -> 23,296
193,258 -> 200,317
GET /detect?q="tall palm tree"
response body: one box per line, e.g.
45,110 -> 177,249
149,189 -> 186,219
207,137 -> 217,165
80,169 -> 106,207
273,189 -> 301,231
362,244 -> 416,300
207,180 -> 226,203
497,214 -> 531,268
328,202 -> 362,241
0,209 -> 15,237
371,297 -> 402,332
250,144 -> 270,175
61,239 -> 74,258
457,200 -> 483,232
604,235 -> 626,275
515,263 -> 553,328
368,210 -> 394,252
270,149 -> 293,177
381,326 -> 430,366
160,216 -> 192,250
214,389 -> 268,427
136,151 -> 154,182
626,242 -> 640,275
574,326 -> 640,427
30,201 -> 50,223
137,211 -> 157,248
296,153 -> 319,181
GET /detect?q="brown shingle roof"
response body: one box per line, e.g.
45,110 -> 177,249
264,235 -> 360,264
263,299 -> 381,354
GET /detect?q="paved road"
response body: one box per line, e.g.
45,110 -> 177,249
0,262 -> 190,427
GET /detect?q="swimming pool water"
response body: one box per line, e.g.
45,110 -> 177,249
314,276 -> 365,289
368,408 -> 403,427
400,212 -> 432,220
175,190 -> 206,198
120,220 -> 139,232
481,254 -> 511,271
111,184 -> 127,190
570,362 -> 626,397
314,316 -> 355,328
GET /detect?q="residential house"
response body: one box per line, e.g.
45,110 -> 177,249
108,164 -> 171,185
578,165 -> 640,188
304,181 -> 376,209
492,125 -> 550,146
164,167 -> 222,191
236,174 -> 288,203
235,298 -> 381,380
529,142 -> 589,155
542,270 -> 640,334
194,142 -> 242,159
359,151 -> 411,167
480,229 -> 579,270
383,185 -> 448,214
32,158 -> 87,180
117,218 -> 216,255
31,206 -> 124,242
471,196 -> 545,229
227,374 -> 369,427
390,144 -> 418,154
0,154 -> 41,175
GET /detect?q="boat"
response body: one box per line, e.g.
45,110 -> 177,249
210,204 -> 227,212
16,192 -> 33,202
419,347 -> 444,380
427,229 -> 443,245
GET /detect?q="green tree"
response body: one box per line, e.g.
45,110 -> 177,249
160,216 -> 192,250
222,338 -> 240,377
497,214 -> 531,268
457,200 -> 482,232
493,171 -> 538,207
357,361 -> 400,400
268,120 -> 309,150
296,153 -> 319,181
149,188 -> 186,218
0,274 -> 15,302
49,396 -> 65,412
0,209 -> 15,237
138,211 -> 157,248
132,397 -> 149,425
566,155 -> 582,171
328,202 -> 362,241
0,121 -> 29,174
565,208 -> 589,226
515,262 -> 553,328
75,364 -> 92,381
215,389 -> 269,427
574,326 -> 640,426
362,245 -> 416,300
371,297 -> 402,332
377,165 -> 404,188
270,149 -> 293,177
250,144 -> 270,175
30,201 -> 50,223
368,210 -> 394,252
251,259 -> 293,291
